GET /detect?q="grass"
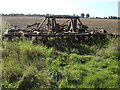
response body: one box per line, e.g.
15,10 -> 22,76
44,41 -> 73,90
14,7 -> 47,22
1,22 -> 120,89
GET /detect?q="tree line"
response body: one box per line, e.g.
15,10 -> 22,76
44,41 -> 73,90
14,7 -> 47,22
1,13 -> 119,19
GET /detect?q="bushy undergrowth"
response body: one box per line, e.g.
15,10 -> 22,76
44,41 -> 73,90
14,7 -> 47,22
2,37 -> 119,89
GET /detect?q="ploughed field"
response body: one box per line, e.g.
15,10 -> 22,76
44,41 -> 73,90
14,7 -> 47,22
2,16 -> 119,34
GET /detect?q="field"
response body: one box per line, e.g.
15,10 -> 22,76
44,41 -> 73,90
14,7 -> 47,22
2,16 -> 119,34
1,16 -> 120,89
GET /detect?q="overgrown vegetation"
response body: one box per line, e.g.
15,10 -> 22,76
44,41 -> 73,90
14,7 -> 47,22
1,22 -> 120,89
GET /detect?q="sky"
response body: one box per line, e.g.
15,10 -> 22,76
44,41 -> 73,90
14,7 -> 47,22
0,0 -> 119,17
118,1 -> 120,17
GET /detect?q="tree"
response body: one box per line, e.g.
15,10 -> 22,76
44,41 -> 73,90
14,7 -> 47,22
104,17 -> 107,19
73,14 -> 75,16
81,13 -> 85,18
86,13 -> 90,18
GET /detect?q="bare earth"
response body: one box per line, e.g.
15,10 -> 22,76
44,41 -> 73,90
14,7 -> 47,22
2,16 -> 119,34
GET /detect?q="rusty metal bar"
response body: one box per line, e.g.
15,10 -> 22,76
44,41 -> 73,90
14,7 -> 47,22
45,16 -> 80,19
38,17 -> 47,30
77,18 -> 83,26
60,20 -> 70,26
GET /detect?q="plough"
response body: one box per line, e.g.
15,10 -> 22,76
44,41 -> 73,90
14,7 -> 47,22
3,16 -> 119,42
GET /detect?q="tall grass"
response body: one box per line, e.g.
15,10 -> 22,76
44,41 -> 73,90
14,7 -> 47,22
2,37 -> 119,89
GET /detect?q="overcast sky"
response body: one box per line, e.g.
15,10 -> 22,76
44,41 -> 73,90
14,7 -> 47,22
0,0 -> 119,17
